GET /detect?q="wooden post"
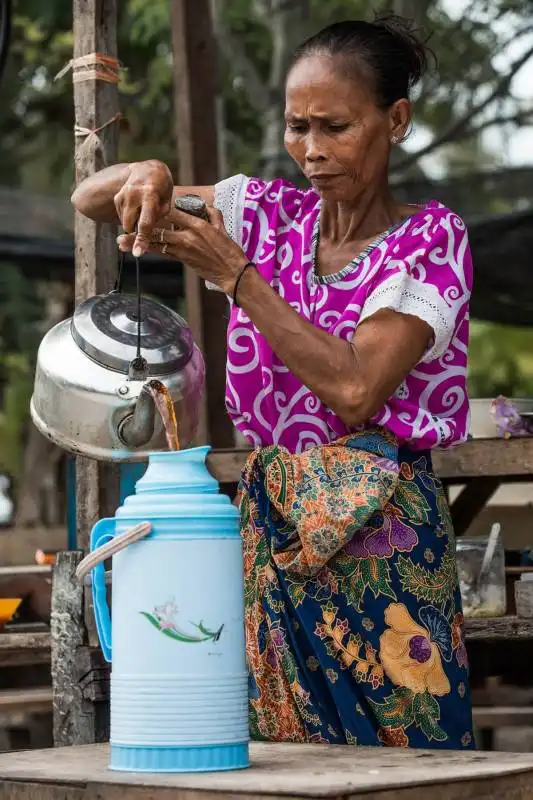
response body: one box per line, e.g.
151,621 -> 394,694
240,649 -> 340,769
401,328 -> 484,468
51,552 -> 109,747
73,0 -> 121,557
171,0 -> 235,448
72,0 -> 122,641
50,0 -> 120,747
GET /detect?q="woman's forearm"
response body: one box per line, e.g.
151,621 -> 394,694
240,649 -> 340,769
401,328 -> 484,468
234,267 -> 430,427
235,268 -> 370,425
71,163 -> 134,222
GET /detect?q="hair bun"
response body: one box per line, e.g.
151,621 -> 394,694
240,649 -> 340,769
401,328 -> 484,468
372,11 -> 432,88
290,14 -> 435,107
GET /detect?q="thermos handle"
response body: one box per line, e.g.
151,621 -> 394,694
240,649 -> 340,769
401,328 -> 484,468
75,519 -> 152,663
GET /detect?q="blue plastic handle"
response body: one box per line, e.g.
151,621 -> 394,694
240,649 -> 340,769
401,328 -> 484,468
90,517 -> 115,663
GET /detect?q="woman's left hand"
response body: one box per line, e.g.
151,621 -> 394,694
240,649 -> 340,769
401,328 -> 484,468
117,205 -> 250,295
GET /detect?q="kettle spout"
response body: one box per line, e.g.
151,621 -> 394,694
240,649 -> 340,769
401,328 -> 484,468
117,385 -> 155,448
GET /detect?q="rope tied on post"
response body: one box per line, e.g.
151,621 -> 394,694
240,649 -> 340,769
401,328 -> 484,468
54,52 -> 122,84
55,52 -> 124,170
74,112 -> 123,170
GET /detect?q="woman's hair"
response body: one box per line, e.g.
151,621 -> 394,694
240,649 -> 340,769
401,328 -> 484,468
289,12 -> 433,108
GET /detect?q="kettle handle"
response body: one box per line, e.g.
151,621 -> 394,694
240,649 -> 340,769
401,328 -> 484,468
75,519 -> 152,663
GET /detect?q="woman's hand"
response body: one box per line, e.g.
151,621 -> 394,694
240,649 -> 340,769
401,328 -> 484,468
71,160 -> 215,239
114,160 -> 174,256
117,205 -> 250,295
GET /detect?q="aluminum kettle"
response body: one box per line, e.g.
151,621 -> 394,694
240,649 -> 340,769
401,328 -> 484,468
30,290 -> 205,461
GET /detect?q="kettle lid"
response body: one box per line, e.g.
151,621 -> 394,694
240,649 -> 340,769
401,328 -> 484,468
71,293 -> 194,376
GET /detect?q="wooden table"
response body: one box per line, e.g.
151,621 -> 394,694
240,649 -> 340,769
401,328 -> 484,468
207,437 -> 533,535
60,437 -> 533,553
207,438 -> 533,484
1,742 -> 533,799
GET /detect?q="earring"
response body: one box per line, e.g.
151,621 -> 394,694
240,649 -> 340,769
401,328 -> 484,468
391,135 -> 400,144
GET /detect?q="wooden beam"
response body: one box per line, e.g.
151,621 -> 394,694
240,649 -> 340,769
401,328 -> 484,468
72,0 -> 121,553
433,436 -> 533,480
466,615 -> 533,641
0,633 -> 51,668
171,0 -> 234,448
0,688 -> 52,715
449,477 -> 501,536
73,0 -> 119,308
206,438 -> 533,484
473,706 -> 533,729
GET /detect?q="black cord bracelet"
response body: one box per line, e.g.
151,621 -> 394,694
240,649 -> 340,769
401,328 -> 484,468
232,261 -> 255,307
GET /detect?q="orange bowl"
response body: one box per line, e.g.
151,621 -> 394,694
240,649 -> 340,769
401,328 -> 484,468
0,598 -> 22,628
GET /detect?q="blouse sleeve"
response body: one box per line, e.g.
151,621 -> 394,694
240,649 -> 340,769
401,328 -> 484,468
358,207 -> 473,362
213,173 -> 249,248
202,174 -> 249,294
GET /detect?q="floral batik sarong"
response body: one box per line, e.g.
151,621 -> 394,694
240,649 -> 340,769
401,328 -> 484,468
239,428 -> 474,749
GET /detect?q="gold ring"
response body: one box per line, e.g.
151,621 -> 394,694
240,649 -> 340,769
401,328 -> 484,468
162,242 -> 168,255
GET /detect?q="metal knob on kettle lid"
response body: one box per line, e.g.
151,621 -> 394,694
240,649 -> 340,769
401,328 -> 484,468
30,255 -> 205,462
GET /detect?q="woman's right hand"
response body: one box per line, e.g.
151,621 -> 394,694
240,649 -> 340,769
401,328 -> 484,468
113,160 -> 174,257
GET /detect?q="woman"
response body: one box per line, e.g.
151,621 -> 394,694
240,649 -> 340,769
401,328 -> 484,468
72,14 -> 474,749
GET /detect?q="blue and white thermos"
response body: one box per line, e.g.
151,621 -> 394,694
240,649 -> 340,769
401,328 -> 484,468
76,446 -> 249,773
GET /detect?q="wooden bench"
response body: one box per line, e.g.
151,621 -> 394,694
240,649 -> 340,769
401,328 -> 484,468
0,688 -> 52,716
0,633 -> 51,668
474,706 -> 533,730
466,617 -> 533,640
0,687 -> 53,752
1,742 -> 533,799
207,438 -> 533,484
0,634 -> 53,751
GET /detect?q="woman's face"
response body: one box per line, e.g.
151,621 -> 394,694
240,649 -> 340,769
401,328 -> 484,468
284,54 -> 406,202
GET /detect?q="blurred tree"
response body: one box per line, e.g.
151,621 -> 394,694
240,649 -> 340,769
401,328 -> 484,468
468,321 -> 533,398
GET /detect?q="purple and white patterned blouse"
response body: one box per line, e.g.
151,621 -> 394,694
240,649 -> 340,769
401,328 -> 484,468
213,175 -> 473,454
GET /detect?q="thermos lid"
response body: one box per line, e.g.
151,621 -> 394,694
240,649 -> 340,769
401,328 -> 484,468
71,293 -> 194,376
